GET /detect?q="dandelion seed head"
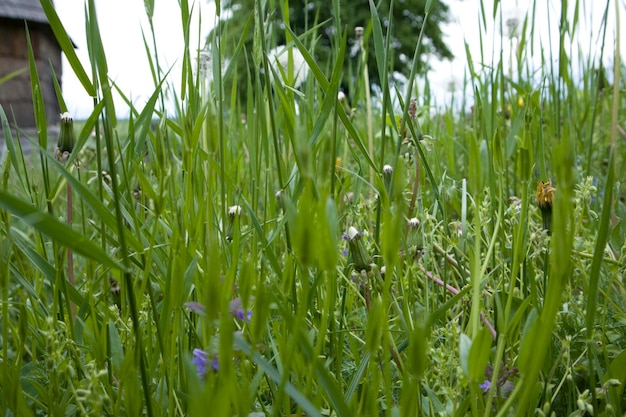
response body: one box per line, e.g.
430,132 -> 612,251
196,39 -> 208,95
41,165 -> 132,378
408,217 -> 420,228
347,226 -> 360,241
228,205 -> 242,217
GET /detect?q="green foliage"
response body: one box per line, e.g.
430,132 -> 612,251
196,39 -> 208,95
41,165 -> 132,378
0,0 -> 625,416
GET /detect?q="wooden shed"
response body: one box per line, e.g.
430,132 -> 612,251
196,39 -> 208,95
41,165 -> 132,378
0,0 -> 62,130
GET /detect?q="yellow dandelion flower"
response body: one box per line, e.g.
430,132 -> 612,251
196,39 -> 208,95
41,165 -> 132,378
335,157 -> 342,174
536,180 -> 555,234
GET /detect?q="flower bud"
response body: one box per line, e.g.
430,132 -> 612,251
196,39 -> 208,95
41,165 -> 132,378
57,112 -> 75,153
54,112 -> 75,162
383,164 -> 393,192
226,205 -> 242,242
347,226 -> 373,271
536,181 -> 555,234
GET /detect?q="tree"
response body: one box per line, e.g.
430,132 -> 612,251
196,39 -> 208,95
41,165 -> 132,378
209,0 -> 453,103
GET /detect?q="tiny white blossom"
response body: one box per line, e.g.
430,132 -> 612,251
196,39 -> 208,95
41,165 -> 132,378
408,218 -> 420,228
60,112 -> 73,123
347,226 -> 360,241
228,205 -> 242,217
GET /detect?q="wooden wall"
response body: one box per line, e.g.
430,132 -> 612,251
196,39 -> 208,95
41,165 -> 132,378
0,19 -> 62,129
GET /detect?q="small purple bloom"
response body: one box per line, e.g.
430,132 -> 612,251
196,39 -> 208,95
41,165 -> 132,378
342,232 -> 349,241
184,301 -> 206,315
192,348 -> 209,379
193,349 -> 218,378
229,297 -> 252,322
342,248 -> 349,256
479,380 -> 491,393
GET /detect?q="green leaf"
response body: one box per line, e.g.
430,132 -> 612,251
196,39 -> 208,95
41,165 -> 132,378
367,0 -> 386,83
39,0 -> 95,96
233,335 -> 323,417
459,333 -> 471,378
108,320 -> 125,375
468,326 -> 492,381
0,190 -> 127,272
285,25 -> 376,171
585,150 -> 615,336
407,322 -> 429,379
26,24 -> 47,150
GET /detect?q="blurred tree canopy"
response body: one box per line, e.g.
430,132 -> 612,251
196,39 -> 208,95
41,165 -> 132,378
208,0 -> 453,103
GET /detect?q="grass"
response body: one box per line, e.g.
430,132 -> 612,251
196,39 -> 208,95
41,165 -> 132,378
1,0 -> 625,416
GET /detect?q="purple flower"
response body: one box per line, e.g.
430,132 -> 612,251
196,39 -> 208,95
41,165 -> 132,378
184,301 -> 206,315
342,248 -> 349,256
229,297 -> 252,322
479,380 -> 491,393
192,349 -> 209,379
192,349 -> 218,379
342,232 -> 349,241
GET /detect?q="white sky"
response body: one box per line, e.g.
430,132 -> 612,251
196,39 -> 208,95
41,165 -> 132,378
55,0 -> 216,118
54,0 -> 623,119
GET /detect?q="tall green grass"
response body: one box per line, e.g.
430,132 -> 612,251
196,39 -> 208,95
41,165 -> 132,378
0,0 -> 624,416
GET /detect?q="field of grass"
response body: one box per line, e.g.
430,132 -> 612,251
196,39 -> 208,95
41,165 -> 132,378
1,0 -> 625,416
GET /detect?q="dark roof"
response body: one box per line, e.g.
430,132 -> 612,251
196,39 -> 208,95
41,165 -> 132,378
0,0 -> 50,25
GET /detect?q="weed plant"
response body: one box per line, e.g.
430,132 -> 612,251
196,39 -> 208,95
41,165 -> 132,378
0,0 -> 625,416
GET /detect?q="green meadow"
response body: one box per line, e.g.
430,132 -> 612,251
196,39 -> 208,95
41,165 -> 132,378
0,0 -> 625,416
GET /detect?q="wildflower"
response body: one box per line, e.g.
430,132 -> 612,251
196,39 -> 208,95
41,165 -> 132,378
229,297 -> 252,322
267,45 -> 309,88
226,205 -> 242,242
517,96 -> 524,108
184,301 -> 206,316
479,380 -> 491,393
536,180 -> 555,234
382,165 -> 394,191
483,363 -> 518,399
192,348 -> 218,379
54,112 -> 75,162
228,205 -> 242,217
347,226 -> 373,271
